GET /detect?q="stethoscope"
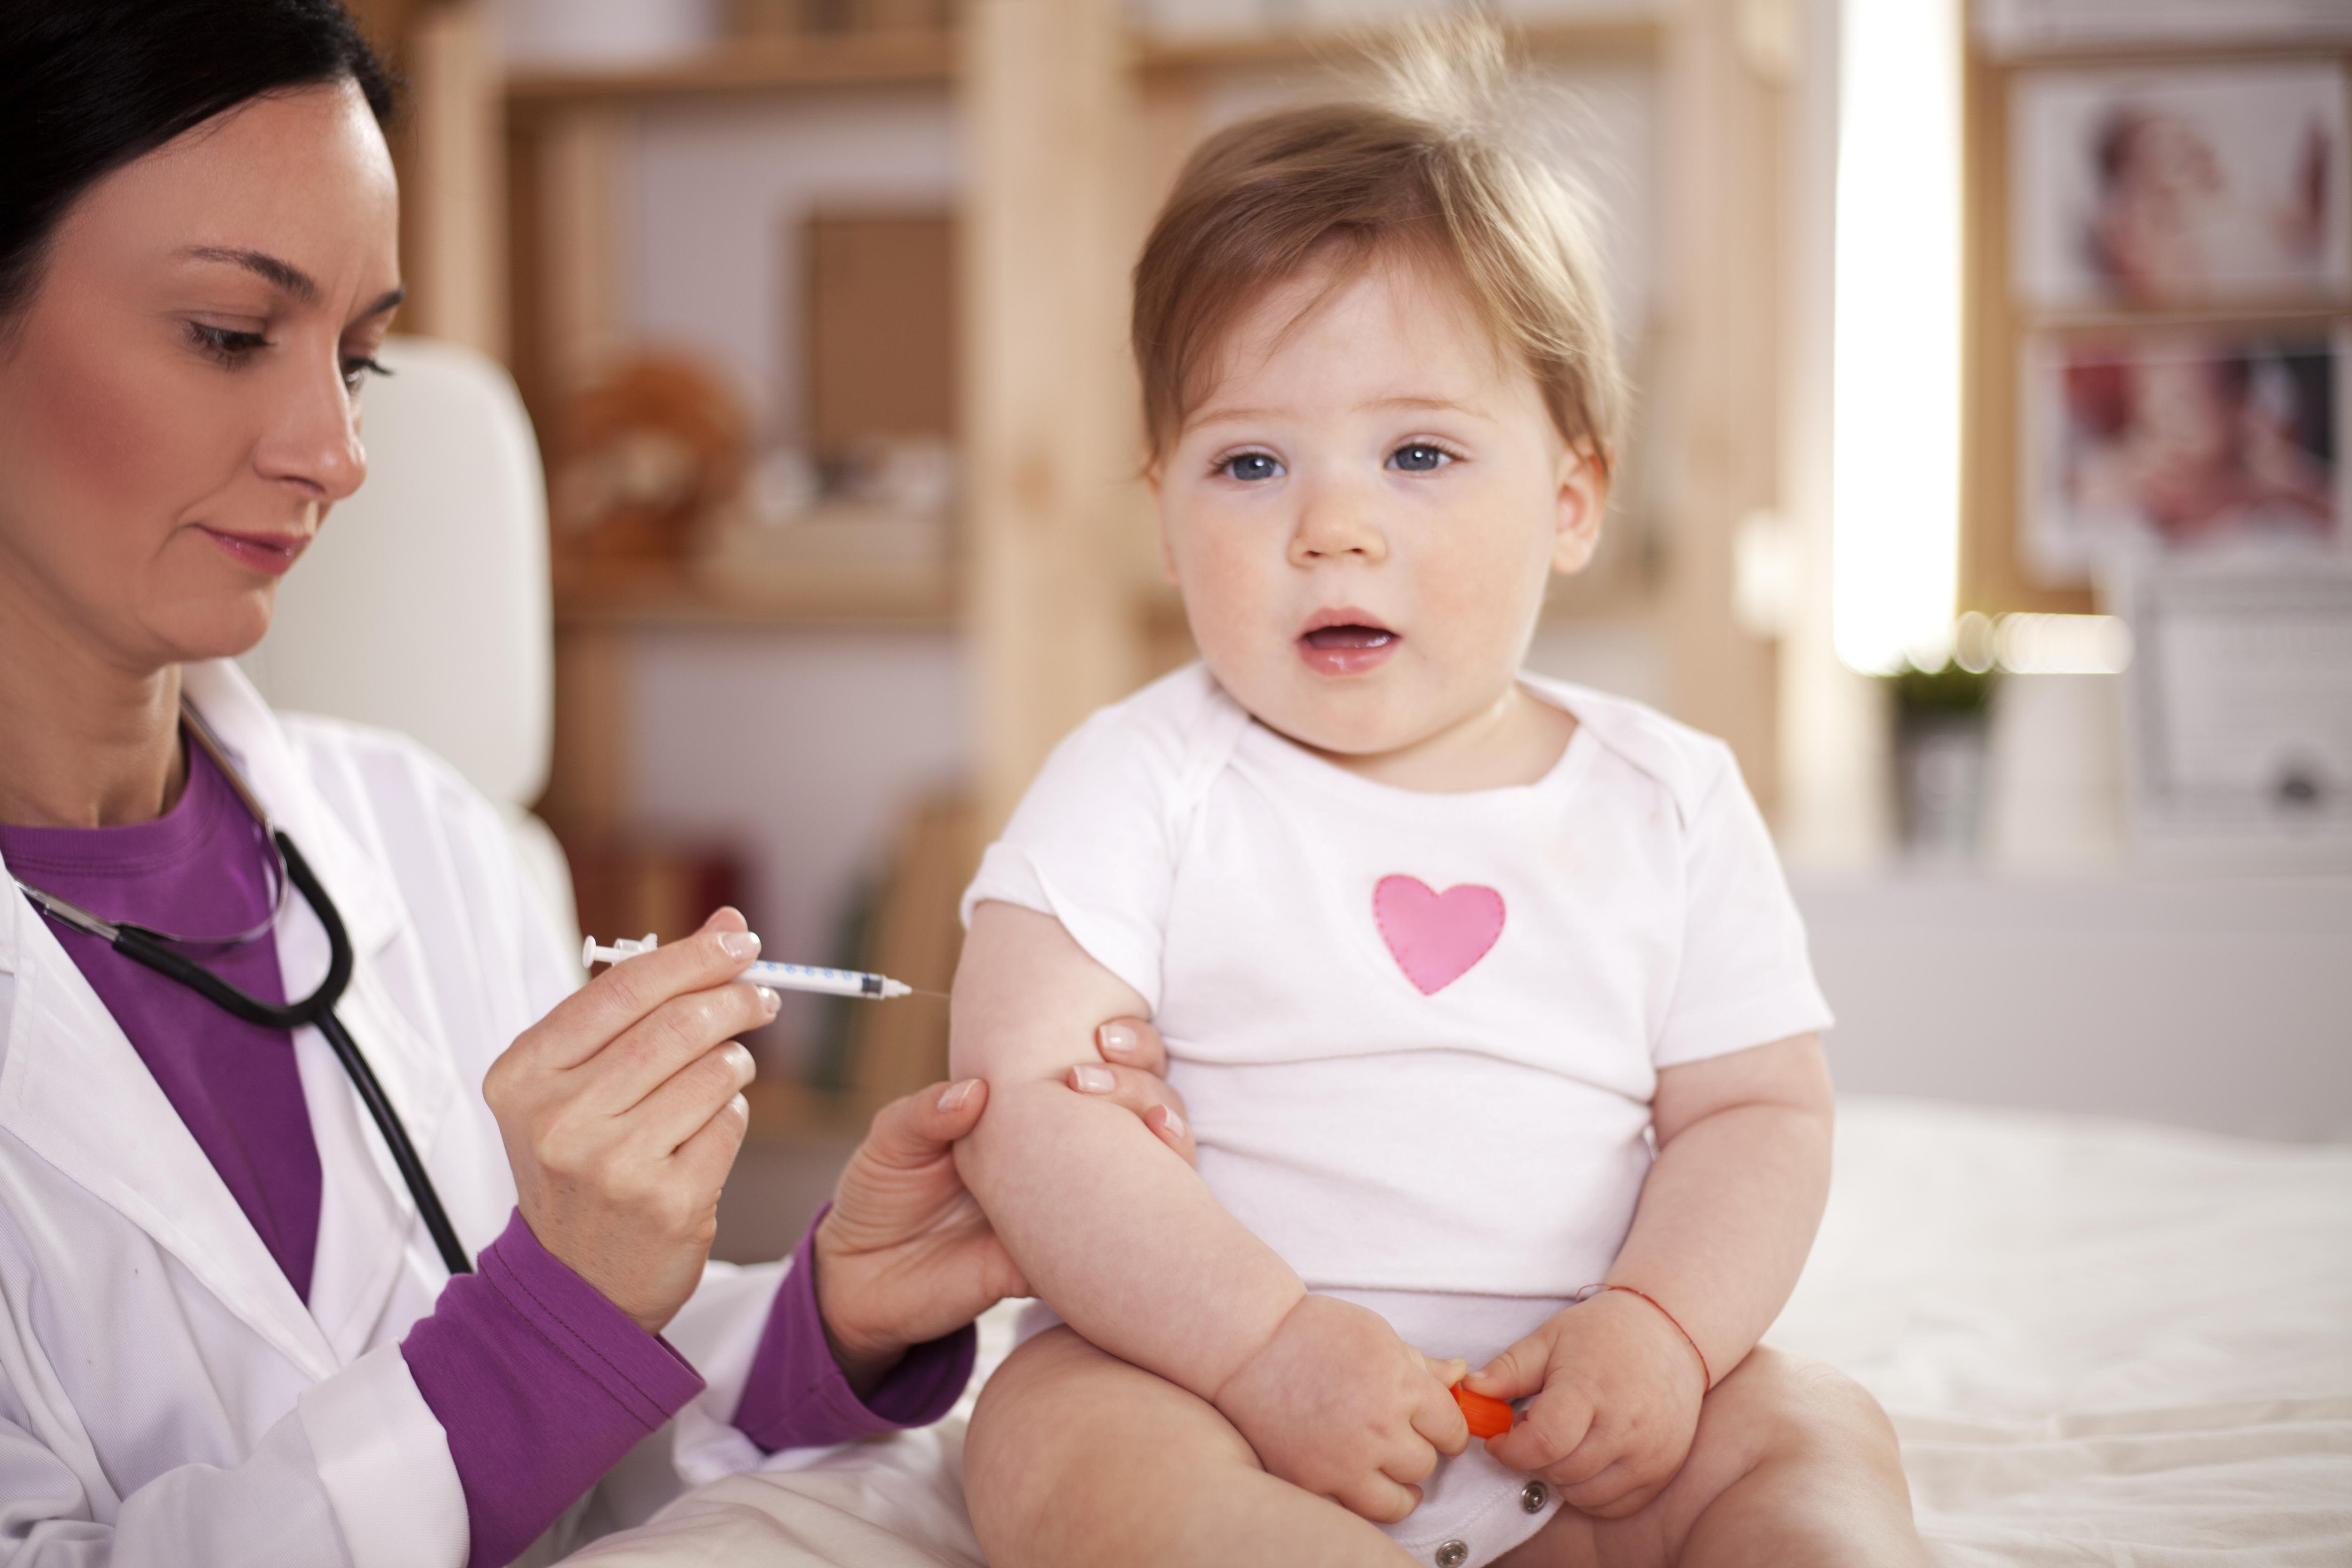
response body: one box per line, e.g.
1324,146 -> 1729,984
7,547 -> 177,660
8,702 -> 472,1277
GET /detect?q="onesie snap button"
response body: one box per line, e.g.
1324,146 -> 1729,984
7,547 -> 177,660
1434,1543 -> 1470,1568
1520,1480 -> 1549,1512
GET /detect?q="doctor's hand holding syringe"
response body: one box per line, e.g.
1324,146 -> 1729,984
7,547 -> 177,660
555,915 -> 1195,1388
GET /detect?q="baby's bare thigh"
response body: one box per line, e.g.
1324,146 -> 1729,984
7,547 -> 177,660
964,1326 -> 1416,1568
965,1326 -> 1259,1529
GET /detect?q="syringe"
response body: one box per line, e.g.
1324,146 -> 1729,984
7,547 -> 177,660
582,934 -> 921,1000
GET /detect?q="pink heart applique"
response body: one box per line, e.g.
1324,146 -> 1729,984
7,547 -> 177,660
1373,875 -> 1506,995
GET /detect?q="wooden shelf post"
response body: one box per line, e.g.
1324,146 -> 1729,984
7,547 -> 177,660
406,0 -> 508,359
1658,0 -> 1788,813
962,0 -> 1148,832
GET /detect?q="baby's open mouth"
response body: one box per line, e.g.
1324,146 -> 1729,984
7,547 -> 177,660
1296,612 -> 1401,677
1301,624 -> 1396,651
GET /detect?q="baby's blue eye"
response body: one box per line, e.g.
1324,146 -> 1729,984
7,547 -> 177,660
1221,452 -> 1282,482
1389,443 -> 1450,472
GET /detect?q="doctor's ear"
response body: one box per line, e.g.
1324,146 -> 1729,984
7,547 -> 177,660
1549,441 -> 1611,578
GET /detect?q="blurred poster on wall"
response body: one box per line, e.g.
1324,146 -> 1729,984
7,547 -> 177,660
2022,326 -> 2345,583
2011,62 -> 2349,311
1978,0 -> 2352,56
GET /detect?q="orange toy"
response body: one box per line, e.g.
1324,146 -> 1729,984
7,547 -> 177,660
1452,1384 -> 1514,1440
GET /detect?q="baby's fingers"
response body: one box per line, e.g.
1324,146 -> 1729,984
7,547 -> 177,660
1411,1358 -> 1471,1457
1335,1474 -> 1423,1527
1559,1456 -> 1666,1520
1465,1329 -> 1551,1402
1483,1385 -> 1596,1476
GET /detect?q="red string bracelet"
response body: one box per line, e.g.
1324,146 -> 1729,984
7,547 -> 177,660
1574,1283 -> 1712,1393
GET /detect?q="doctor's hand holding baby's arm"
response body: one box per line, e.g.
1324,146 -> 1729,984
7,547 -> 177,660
1462,1033 -> 1837,1520
815,1011 -> 1197,1394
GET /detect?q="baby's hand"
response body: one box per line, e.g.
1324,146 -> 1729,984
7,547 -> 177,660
1214,1294 -> 1469,1524
1462,1289 -> 1708,1518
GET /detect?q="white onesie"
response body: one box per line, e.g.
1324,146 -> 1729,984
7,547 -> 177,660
961,664 -> 1831,1568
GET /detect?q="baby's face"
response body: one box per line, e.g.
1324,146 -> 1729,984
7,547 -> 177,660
1154,254 -> 1605,764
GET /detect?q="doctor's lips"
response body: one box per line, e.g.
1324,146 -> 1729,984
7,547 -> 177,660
1296,607 -> 1399,677
198,525 -> 310,576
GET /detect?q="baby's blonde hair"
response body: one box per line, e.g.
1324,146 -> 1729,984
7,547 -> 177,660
1131,17 -> 1622,470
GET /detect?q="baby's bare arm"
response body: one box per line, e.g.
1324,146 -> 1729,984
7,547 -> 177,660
1616,1031 -> 1836,1375
950,902 -> 1304,1396
951,903 -> 1469,1522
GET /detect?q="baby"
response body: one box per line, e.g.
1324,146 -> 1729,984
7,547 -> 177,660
949,26 -> 1925,1568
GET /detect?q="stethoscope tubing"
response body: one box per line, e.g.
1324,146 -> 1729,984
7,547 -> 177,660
96,831 -> 473,1278
11,706 -> 473,1280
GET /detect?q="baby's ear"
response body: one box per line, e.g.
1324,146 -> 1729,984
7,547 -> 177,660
1550,440 -> 1610,576
1144,460 -> 1183,587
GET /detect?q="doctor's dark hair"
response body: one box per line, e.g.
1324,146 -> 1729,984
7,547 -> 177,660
0,0 -> 396,327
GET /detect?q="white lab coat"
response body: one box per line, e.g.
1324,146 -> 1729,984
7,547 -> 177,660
0,662 -> 785,1567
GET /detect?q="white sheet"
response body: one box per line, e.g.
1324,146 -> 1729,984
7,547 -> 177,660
566,1099 -> 2352,1566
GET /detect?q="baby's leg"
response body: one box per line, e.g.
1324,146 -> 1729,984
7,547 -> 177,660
965,1325 -> 1419,1568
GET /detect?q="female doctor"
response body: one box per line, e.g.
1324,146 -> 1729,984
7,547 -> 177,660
0,4 -> 1193,1564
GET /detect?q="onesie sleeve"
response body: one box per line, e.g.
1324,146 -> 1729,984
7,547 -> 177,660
1651,742 -> 1834,1068
959,683 -> 1197,1013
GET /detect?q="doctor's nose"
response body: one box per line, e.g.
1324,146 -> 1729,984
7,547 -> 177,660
253,350 -> 369,507
1287,484 -> 1389,566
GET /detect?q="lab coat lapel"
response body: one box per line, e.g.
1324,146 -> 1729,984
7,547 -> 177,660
181,663 -> 467,1356
0,860 -> 342,1382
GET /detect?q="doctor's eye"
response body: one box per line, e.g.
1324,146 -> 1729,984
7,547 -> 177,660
1388,442 -> 1455,473
341,356 -> 392,395
1217,451 -> 1284,483
189,322 -> 270,365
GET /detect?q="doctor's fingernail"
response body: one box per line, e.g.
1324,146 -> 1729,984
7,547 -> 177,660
718,931 -> 760,961
1071,1064 -> 1115,1094
1097,1022 -> 1139,1060
938,1079 -> 978,1112
1156,1107 -> 1185,1140
755,986 -> 780,1016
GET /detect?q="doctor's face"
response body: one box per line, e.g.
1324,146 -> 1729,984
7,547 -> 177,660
0,81 -> 401,673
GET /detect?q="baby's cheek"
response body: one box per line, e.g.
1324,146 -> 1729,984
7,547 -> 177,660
1176,550 -> 1284,681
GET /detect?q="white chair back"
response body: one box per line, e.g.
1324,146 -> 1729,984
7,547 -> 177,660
242,335 -> 575,944
243,335 -> 552,806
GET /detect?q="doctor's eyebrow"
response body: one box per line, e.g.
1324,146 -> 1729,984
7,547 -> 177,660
180,246 -> 406,318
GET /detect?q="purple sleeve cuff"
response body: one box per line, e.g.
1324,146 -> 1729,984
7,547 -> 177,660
402,1210 -> 705,1568
733,1202 -> 978,1452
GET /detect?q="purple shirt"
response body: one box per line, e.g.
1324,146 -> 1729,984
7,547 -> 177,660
0,740 -> 320,1295
1,740 -> 975,1568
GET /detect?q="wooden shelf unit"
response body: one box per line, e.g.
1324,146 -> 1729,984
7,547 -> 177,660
505,30 -> 957,112
1134,16 -> 1661,77
551,557 -> 957,631
501,16 -> 1664,115
513,12 -> 1669,640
